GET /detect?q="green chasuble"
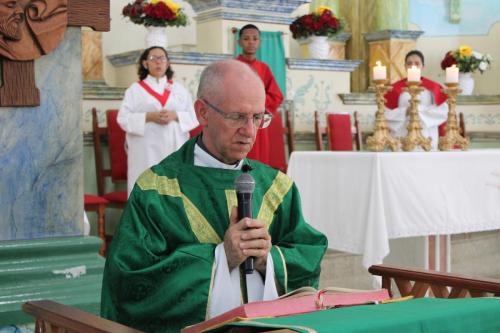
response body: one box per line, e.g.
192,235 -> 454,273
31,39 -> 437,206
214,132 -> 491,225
100,138 -> 328,333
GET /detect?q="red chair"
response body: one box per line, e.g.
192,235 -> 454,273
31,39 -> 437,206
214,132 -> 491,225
92,108 -> 128,206
189,124 -> 203,138
83,194 -> 109,256
314,111 -> 362,151
92,108 -> 128,251
267,110 -> 295,172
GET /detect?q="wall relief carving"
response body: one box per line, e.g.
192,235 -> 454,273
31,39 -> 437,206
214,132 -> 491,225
0,0 -> 67,61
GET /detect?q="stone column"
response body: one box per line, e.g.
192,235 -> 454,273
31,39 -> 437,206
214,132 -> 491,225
364,30 -> 423,84
82,28 -> 104,81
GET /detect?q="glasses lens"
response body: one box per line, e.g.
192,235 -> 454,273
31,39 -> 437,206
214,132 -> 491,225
148,55 -> 167,62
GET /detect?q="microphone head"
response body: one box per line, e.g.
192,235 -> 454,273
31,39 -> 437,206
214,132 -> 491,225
234,173 -> 255,194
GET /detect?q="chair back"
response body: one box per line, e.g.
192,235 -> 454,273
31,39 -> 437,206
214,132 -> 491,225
267,111 -> 287,172
459,112 -> 466,137
92,108 -> 127,197
315,111 -> 362,151
106,110 -> 127,182
326,113 -> 353,151
438,112 -> 466,138
314,111 -> 326,151
284,110 -> 295,155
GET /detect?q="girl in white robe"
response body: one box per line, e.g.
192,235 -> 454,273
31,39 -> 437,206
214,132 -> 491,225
118,46 -> 199,195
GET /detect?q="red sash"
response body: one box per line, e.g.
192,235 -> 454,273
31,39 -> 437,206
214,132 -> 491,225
138,79 -> 173,107
384,77 -> 448,109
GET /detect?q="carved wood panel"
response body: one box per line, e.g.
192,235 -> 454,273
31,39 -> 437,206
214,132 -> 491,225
0,0 -> 110,107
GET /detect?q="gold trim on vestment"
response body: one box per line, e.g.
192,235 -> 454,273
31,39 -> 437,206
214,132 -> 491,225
257,172 -> 293,228
275,245 -> 288,293
137,169 -> 221,244
225,189 -> 237,218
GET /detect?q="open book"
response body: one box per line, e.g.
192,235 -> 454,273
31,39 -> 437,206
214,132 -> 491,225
181,286 -> 390,333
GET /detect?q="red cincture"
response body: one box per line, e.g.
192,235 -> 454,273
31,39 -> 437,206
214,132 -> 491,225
138,79 -> 173,107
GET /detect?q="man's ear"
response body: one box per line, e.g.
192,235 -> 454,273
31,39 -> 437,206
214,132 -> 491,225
194,99 -> 208,126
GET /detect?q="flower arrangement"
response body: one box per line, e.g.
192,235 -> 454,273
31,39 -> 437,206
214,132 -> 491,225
122,0 -> 187,27
440,45 -> 492,74
289,6 -> 343,40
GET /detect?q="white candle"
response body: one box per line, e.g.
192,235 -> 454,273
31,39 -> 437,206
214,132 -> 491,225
373,61 -> 387,80
445,64 -> 459,84
407,65 -> 421,82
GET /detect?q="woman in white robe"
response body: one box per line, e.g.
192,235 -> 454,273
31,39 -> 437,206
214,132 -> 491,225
384,50 -> 449,150
118,46 -> 198,195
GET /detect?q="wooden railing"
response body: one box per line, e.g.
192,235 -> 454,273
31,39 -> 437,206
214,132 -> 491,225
22,300 -> 143,333
369,264 -> 500,298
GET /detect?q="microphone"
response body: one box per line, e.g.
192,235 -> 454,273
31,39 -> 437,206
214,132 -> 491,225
234,169 -> 255,274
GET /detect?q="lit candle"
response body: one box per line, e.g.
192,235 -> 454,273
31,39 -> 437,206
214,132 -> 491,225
445,64 -> 459,84
407,65 -> 421,82
373,61 -> 387,80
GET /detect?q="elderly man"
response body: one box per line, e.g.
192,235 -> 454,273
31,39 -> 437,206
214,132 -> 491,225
101,60 -> 327,333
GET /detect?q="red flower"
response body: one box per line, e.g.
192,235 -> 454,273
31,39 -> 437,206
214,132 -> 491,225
440,51 -> 457,70
289,9 -> 343,39
302,14 -> 314,28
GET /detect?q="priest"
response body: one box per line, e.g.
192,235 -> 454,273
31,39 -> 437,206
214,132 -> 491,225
236,24 -> 285,167
100,59 -> 327,333
384,50 -> 448,150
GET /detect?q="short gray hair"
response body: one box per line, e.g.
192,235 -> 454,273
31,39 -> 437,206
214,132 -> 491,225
197,59 -> 261,102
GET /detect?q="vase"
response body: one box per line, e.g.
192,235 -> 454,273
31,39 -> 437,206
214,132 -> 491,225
458,72 -> 474,95
308,36 -> 330,60
146,26 -> 168,48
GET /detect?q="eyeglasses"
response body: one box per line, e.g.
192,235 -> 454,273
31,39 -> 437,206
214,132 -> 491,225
147,55 -> 168,63
201,99 -> 272,129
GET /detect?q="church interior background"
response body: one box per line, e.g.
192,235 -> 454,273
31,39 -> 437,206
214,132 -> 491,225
1,0 -> 500,329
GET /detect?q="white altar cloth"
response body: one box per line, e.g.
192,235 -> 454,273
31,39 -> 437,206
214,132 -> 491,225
287,150 -> 500,268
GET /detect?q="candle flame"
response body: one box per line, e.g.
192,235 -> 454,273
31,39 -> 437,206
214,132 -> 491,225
411,65 -> 417,69
376,61 -> 381,66
451,64 -> 457,68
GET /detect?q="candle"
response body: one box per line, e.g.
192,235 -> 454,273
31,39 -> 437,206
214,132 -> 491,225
407,65 -> 421,82
373,61 -> 387,80
445,64 -> 459,83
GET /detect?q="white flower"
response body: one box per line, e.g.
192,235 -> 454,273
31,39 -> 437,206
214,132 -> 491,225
485,53 -> 493,61
479,61 -> 488,71
472,51 -> 483,59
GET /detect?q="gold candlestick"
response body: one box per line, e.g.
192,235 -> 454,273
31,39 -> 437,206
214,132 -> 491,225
400,81 -> 432,151
438,83 -> 469,151
366,79 -> 400,152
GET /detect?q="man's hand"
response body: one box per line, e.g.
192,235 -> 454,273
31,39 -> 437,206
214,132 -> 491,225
146,111 -> 178,125
223,207 -> 272,275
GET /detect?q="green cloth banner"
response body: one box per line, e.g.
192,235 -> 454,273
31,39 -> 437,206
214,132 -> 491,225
235,31 -> 287,97
209,298 -> 500,333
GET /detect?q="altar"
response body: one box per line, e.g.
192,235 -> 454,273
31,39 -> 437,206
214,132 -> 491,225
287,150 -> 500,269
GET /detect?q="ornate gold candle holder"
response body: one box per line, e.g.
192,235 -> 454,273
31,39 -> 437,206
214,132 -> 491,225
400,81 -> 432,151
366,79 -> 400,152
438,83 -> 469,151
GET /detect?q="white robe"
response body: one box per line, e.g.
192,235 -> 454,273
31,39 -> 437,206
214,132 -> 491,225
385,89 -> 448,150
117,75 -> 199,195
